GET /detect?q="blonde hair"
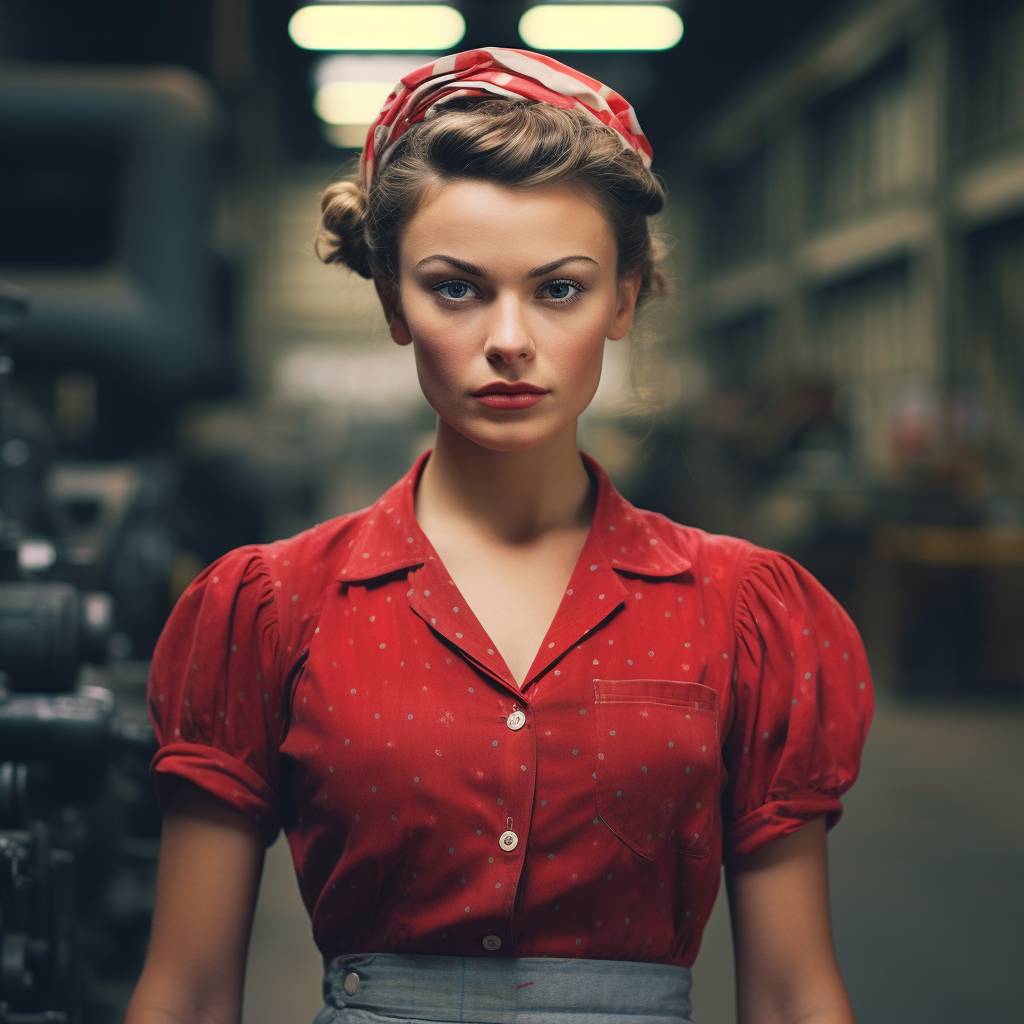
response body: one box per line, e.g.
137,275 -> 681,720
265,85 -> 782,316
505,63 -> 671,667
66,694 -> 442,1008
316,98 -> 669,308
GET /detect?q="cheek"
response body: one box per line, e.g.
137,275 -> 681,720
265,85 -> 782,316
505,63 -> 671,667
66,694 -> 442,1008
401,296 -> 458,366
556,318 -> 612,388
408,325 -> 475,399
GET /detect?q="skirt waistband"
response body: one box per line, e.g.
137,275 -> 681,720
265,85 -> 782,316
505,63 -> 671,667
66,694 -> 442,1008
319,953 -> 694,1024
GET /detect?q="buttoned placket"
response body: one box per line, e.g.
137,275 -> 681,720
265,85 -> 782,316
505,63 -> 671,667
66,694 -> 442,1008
403,531 -> 650,951
404,557 -> 538,953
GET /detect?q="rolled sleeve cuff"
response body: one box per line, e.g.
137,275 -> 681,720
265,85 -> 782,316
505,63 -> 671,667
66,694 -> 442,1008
724,794 -> 843,863
150,742 -> 281,845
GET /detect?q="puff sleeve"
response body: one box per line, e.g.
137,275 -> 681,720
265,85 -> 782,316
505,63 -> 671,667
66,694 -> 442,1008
722,548 -> 873,862
147,546 -> 284,845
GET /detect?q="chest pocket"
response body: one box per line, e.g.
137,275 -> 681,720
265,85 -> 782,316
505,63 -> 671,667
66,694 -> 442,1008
593,679 -> 719,861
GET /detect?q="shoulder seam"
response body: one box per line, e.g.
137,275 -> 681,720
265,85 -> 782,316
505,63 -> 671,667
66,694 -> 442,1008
242,548 -> 287,706
732,544 -> 768,646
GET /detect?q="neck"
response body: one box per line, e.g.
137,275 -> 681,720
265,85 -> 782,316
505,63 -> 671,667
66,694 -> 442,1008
415,419 -> 595,545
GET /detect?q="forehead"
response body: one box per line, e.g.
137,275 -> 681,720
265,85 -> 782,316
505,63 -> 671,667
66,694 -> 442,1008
400,179 -> 616,270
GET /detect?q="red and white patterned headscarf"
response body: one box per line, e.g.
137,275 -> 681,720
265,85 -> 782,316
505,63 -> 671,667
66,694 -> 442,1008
359,47 -> 652,189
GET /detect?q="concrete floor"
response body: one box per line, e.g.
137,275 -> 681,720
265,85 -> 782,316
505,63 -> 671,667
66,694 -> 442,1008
241,693 -> 1024,1024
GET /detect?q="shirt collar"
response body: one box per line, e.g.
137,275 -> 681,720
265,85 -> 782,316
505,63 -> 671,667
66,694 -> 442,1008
337,449 -> 691,584
587,454 -> 692,578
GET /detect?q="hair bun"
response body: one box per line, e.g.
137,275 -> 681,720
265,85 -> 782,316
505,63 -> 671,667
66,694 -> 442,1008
316,180 -> 372,278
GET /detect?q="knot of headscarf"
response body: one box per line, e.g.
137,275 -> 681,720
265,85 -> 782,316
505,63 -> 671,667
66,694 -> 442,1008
359,47 -> 653,189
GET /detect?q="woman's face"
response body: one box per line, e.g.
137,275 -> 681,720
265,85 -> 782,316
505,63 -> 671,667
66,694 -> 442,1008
381,179 -> 640,452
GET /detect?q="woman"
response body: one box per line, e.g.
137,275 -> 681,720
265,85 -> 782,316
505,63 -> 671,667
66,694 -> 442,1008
126,49 -> 871,1024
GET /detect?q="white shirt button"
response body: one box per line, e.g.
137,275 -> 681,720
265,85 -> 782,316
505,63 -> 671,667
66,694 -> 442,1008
482,934 -> 502,951
499,829 -> 518,851
506,710 -> 526,731
343,972 -> 360,995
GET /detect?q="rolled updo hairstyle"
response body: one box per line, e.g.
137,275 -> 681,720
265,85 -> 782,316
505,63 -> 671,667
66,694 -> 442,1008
316,98 -> 669,308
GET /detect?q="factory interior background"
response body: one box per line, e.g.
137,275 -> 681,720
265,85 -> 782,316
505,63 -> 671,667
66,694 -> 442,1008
0,0 -> 1021,1022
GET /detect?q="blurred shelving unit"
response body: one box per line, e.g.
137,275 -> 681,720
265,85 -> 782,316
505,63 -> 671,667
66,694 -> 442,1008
673,0 -> 1024,695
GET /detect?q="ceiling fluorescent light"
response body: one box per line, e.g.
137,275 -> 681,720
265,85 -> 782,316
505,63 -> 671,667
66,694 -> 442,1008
518,4 -> 683,51
315,81 -> 397,124
314,54 -> 436,88
323,124 -> 371,149
289,4 -> 465,51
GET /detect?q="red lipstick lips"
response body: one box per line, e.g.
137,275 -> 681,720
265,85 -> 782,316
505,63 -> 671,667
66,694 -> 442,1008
473,382 -> 549,410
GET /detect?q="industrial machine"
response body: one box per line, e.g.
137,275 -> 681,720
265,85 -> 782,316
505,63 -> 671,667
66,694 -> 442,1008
0,62 -> 230,1024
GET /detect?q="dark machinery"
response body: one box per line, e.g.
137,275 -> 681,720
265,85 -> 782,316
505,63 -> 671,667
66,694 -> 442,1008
0,279 -> 163,1024
0,682 -> 158,1024
0,60 -> 232,1024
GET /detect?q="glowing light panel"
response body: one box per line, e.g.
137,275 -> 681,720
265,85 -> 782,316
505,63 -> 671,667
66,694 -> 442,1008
314,54 -> 434,89
323,124 -> 370,148
289,4 -> 465,51
518,4 -> 683,51
315,81 -> 395,124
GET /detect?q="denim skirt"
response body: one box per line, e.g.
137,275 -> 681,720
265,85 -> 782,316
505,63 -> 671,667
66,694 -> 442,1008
314,952 -> 695,1024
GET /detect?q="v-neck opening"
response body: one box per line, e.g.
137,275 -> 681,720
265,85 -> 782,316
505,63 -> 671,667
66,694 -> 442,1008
405,451 -> 622,693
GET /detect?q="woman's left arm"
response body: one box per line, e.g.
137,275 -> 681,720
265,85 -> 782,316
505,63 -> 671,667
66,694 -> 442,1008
726,817 -> 856,1024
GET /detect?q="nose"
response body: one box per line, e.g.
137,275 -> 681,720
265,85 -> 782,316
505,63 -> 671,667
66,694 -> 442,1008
482,293 -> 535,366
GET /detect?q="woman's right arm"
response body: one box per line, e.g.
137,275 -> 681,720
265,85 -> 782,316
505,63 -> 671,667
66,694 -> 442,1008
124,780 -> 266,1024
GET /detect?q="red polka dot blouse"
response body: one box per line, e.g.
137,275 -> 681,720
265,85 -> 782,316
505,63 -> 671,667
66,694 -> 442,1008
148,451 -> 873,968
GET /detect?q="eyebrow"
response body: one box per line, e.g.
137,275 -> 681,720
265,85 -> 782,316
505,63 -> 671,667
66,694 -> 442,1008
415,254 -> 599,278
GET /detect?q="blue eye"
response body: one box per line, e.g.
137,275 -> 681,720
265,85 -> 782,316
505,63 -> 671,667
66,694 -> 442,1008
540,279 -> 582,302
435,280 -> 472,300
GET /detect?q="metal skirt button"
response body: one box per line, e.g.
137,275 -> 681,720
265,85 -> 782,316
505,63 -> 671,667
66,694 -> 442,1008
343,972 -> 360,995
481,934 -> 502,951
499,829 -> 518,851
506,710 -> 526,730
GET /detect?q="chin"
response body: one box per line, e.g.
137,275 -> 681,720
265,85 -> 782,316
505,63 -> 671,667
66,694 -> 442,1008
445,414 -> 572,453
465,427 -> 559,453
474,436 -> 553,453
